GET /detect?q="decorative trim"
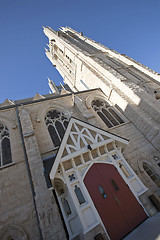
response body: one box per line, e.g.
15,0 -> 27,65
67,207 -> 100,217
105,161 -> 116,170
85,93 -> 108,109
36,101 -> 71,123
50,117 -> 129,179
0,116 -> 16,131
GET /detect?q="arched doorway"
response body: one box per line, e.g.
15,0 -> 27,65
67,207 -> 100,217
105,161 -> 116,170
84,163 -> 147,240
0,224 -> 28,240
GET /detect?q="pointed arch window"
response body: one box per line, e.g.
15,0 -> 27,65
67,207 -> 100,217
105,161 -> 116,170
62,198 -> 72,216
0,123 -> 12,167
91,99 -> 124,128
45,110 -> 69,147
143,163 -> 160,187
74,185 -> 86,205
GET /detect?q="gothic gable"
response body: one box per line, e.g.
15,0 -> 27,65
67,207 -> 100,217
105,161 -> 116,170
1,99 -> 15,107
50,118 -> 129,179
33,93 -> 45,101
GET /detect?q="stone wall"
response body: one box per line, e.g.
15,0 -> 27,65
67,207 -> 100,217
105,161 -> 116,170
0,88 -> 160,239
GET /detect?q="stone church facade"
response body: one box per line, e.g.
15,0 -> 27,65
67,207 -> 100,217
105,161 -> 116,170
0,27 -> 160,240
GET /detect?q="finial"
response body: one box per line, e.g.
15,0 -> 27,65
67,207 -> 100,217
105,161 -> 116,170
48,78 -> 59,94
47,77 -> 51,83
60,82 -> 65,90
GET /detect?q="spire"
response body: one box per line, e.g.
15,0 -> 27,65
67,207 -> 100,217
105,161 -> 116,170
48,77 -> 59,94
43,26 -> 56,39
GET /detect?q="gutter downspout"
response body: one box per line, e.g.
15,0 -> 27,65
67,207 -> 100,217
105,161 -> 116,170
15,106 -> 43,240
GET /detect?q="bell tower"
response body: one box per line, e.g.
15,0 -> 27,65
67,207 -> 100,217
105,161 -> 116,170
43,26 -> 160,155
43,26 -> 160,98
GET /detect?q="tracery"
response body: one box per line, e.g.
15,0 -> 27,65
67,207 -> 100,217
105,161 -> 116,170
0,123 -> 12,167
45,109 -> 69,147
92,99 -> 124,128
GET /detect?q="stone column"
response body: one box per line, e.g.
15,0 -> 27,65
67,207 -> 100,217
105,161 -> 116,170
19,108 -> 66,240
73,94 -> 95,123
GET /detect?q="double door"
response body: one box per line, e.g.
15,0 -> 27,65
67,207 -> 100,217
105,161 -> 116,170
84,163 -> 147,240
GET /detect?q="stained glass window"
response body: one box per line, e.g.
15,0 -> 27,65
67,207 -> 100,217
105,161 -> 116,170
74,185 -> 86,205
92,99 -> 124,128
0,123 -> 12,167
143,163 -> 160,187
45,110 -> 69,147
62,198 -> 72,216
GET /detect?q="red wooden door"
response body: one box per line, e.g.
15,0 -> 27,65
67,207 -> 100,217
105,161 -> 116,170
84,163 -> 147,240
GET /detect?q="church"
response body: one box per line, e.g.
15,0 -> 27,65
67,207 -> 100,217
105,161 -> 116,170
0,26 -> 160,240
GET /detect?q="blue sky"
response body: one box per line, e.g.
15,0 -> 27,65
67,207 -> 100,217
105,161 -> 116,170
0,0 -> 160,103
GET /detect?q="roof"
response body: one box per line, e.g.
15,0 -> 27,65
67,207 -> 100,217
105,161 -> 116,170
0,88 -> 100,110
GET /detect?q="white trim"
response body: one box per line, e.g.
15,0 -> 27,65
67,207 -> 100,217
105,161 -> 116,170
50,117 -> 129,179
62,139 -> 114,162
49,118 -> 149,239
52,139 -> 148,239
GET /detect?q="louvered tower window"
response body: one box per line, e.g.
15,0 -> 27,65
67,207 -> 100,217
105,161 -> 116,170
45,110 -> 69,147
0,123 -> 12,167
92,99 -> 124,128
